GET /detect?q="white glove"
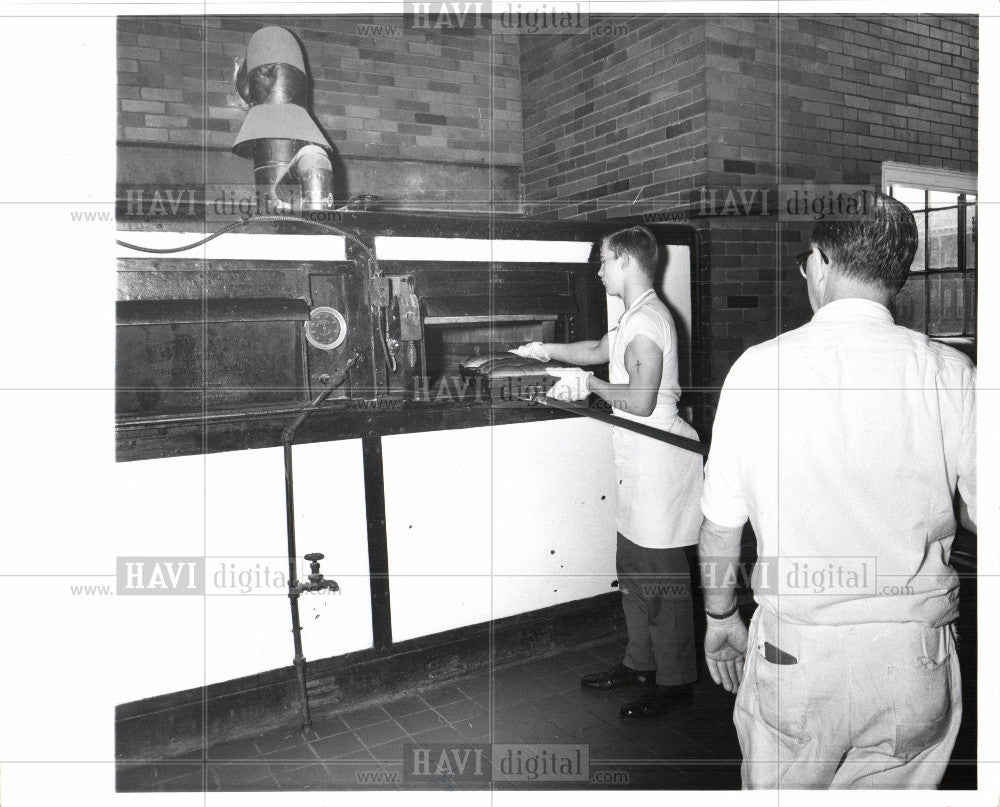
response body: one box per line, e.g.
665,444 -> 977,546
545,367 -> 594,402
509,341 -> 551,362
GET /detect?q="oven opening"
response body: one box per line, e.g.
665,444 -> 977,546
421,316 -> 562,401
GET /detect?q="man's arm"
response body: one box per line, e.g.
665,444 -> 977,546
588,335 -> 661,416
697,352 -> 755,692
699,517 -> 742,615
699,516 -> 748,693
542,333 -> 611,367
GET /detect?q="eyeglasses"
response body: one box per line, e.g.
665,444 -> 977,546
795,247 -> 829,278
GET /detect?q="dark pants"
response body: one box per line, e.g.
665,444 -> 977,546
616,532 -> 697,687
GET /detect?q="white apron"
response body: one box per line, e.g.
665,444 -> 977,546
610,289 -> 703,549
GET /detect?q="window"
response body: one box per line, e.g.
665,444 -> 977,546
882,163 -> 977,351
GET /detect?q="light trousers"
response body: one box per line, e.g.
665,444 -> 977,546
734,606 -> 962,789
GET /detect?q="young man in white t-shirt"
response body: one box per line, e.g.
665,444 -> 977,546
513,225 -> 704,718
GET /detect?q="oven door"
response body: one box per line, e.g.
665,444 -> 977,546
116,258 -> 373,422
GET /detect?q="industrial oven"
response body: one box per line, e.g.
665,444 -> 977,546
115,211 -> 701,734
116,20 -> 701,458
116,214 -> 699,462
113,21 -> 714,743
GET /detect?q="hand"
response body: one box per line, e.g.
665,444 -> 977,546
545,367 -> 594,401
509,341 -> 551,362
704,612 -> 748,693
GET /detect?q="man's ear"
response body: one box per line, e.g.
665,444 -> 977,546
814,249 -> 829,284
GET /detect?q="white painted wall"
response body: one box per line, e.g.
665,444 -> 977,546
116,232 -> 347,261
108,418 -> 618,699
383,419 -> 617,642
201,441 -> 373,689
113,440 -> 373,704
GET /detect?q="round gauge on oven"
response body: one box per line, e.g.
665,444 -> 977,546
305,306 -> 347,350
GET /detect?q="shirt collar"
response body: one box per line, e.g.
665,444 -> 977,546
624,288 -> 656,313
811,298 -> 894,325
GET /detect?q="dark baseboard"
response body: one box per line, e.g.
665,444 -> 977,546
116,591 -> 626,761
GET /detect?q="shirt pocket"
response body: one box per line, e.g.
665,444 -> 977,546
890,627 -> 955,760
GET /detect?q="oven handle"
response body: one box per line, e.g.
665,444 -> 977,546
519,392 -> 709,458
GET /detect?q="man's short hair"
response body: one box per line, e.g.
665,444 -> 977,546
602,225 -> 659,280
810,191 -> 918,292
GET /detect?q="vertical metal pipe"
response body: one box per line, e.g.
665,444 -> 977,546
281,352 -> 362,730
253,138 -> 305,214
284,440 -> 311,729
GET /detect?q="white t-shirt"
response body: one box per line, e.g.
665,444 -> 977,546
701,298 -> 976,626
610,289 -> 703,549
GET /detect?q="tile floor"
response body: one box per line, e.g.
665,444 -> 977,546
117,636 -> 740,792
117,620 -> 977,792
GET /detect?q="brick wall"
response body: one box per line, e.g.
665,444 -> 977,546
521,16 -> 708,220
700,15 -> 978,389
521,14 -> 978,416
117,15 -> 522,209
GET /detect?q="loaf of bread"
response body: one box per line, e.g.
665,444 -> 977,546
459,354 -> 494,371
460,354 -> 563,378
480,356 -> 549,378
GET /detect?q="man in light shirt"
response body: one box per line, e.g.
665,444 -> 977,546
513,225 -> 704,718
698,191 -> 976,788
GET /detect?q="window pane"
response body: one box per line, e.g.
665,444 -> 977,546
912,209 -> 927,272
893,272 -> 927,334
885,169 -> 976,346
928,190 -> 959,207
891,186 -> 926,271
964,271 -> 976,336
927,204 -> 958,269
891,186 -> 926,210
927,273 -> 965,337
964,197 -> 976,269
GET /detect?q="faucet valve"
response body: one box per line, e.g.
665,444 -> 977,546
299,552 -> 340,593
304,552 -> 324,579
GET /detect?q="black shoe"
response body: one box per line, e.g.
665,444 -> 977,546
580,663 -> 656,690
620,684 -> 694,718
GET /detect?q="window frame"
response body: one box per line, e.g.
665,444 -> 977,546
882,162 -> 977,345
882,162 -> 976,196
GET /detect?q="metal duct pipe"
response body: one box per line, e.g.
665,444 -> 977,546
251,138 -> 305,212
295,145 -> 336,211
232,27 -> 334,213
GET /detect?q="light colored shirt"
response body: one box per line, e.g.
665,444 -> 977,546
610,289 -> 682,429
610,289 -> 703,549
701,298 -> 976,626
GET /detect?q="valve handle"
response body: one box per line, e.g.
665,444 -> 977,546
304,553 -> 324,562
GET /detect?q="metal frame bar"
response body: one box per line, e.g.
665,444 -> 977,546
362,436 -> 393,651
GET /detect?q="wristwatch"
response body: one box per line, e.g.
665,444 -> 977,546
705,603 -> 739,620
